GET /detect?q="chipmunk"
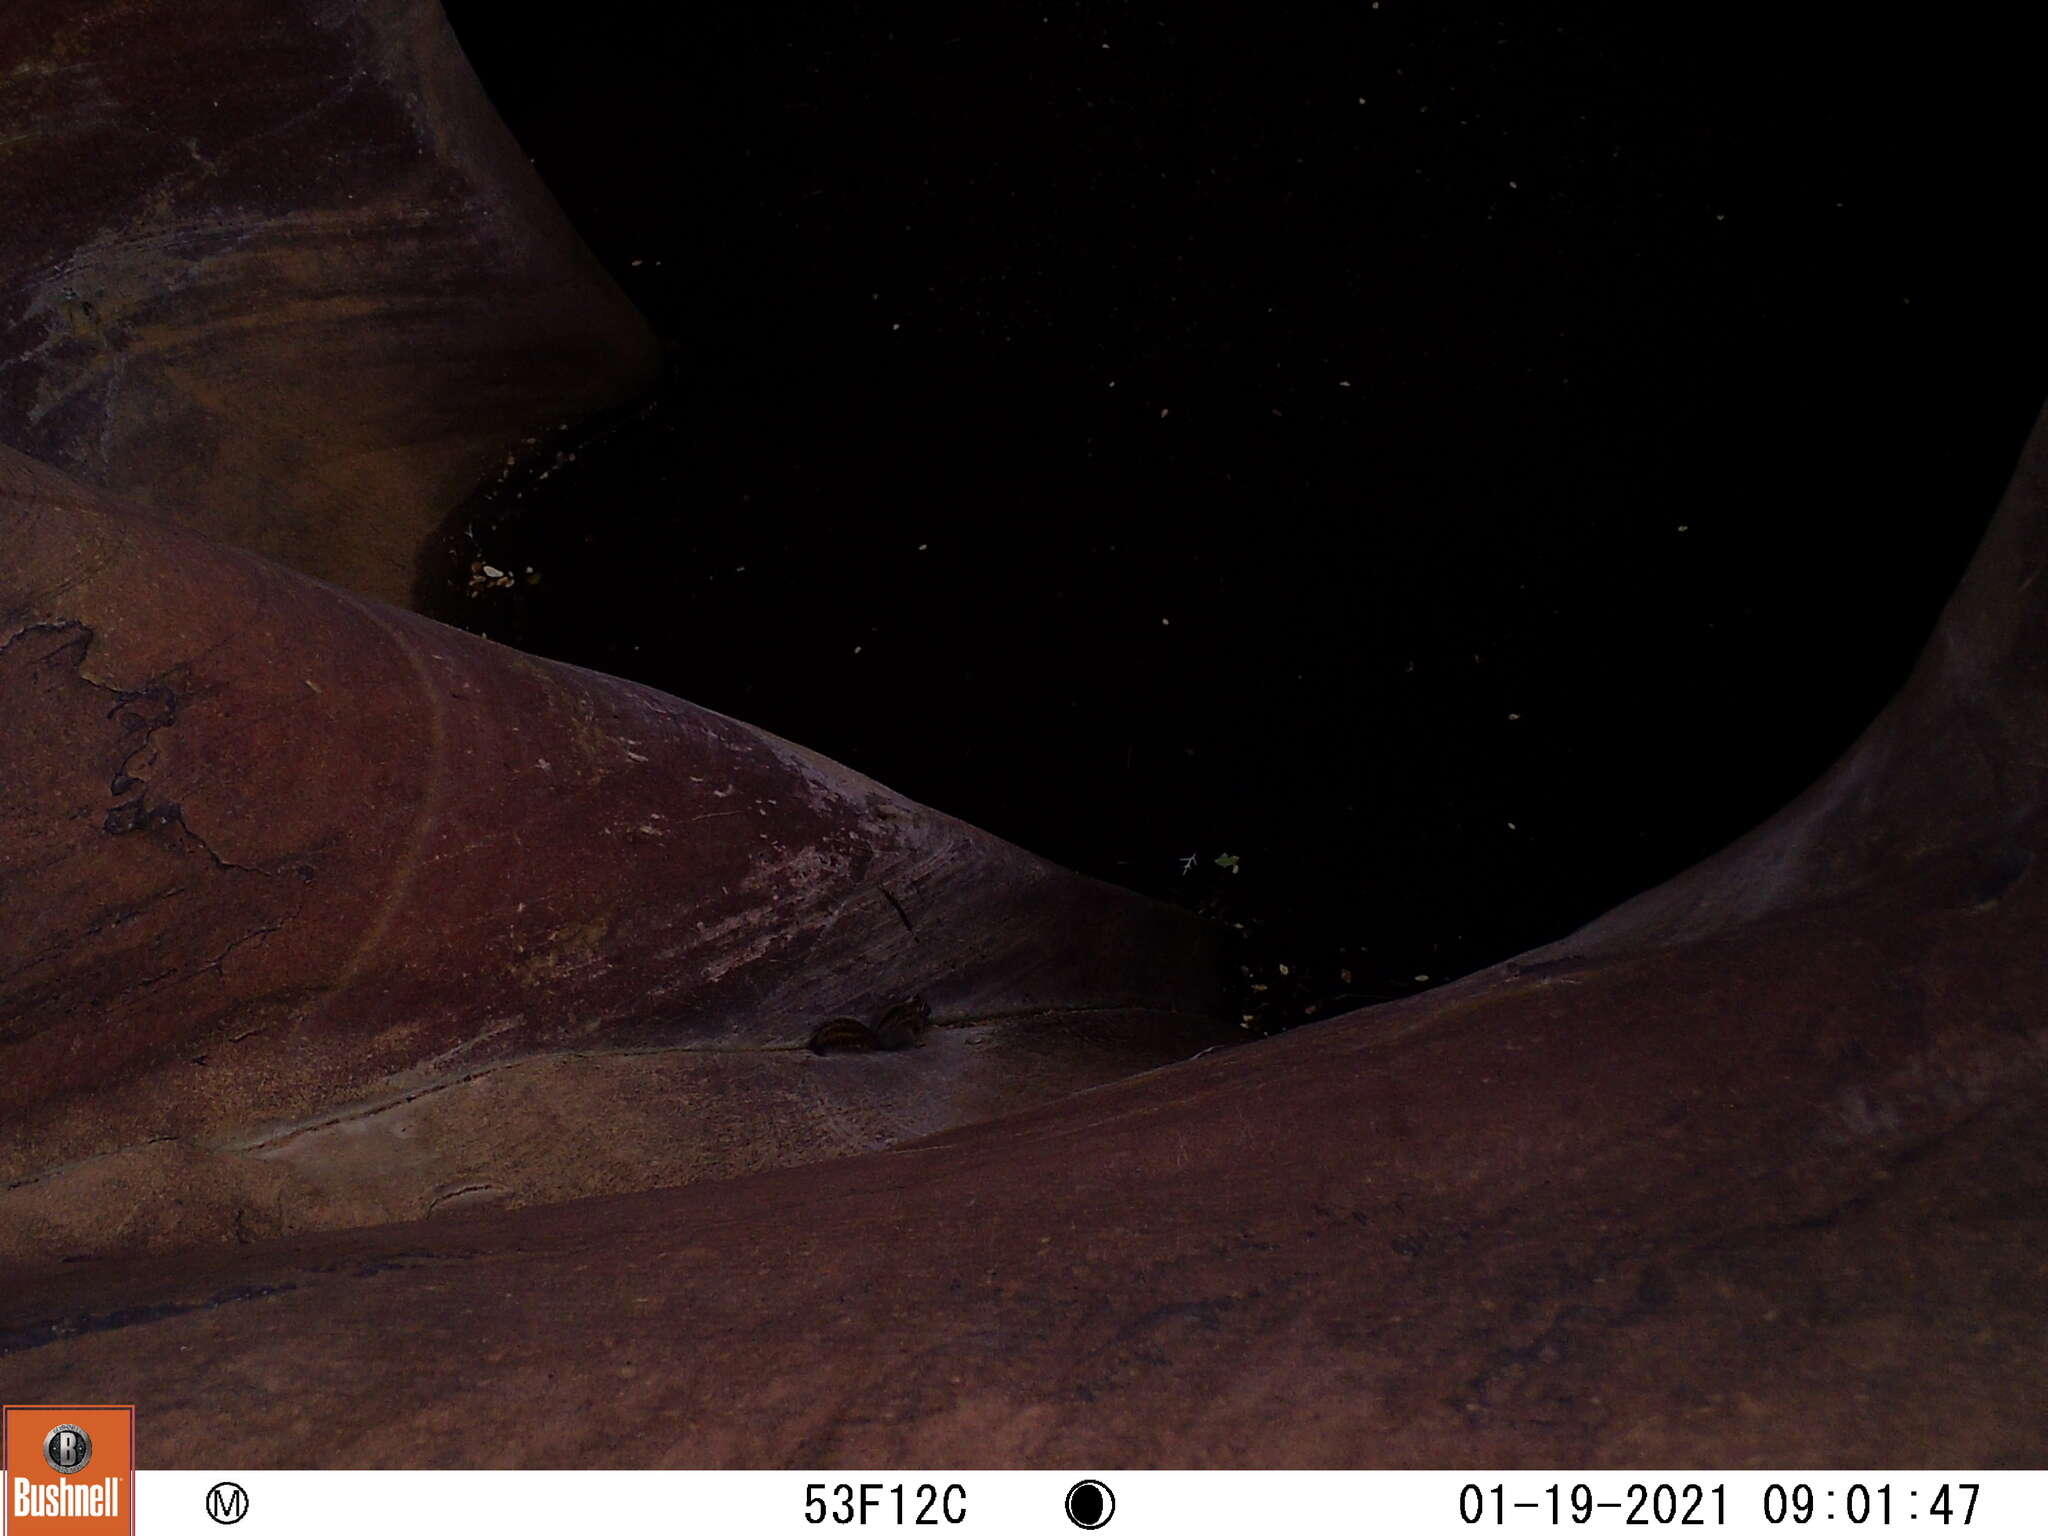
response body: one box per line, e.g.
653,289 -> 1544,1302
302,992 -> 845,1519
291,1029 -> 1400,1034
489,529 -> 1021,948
806,996 -> 932,1054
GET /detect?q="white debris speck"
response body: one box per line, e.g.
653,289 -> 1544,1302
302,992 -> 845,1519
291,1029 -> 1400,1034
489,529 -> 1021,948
481,564 -> 505,579
1414,974 -> 1430,982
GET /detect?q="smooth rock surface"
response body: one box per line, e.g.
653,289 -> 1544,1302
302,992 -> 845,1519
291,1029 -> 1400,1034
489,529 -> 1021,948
0,445 -> 1223,1269
4,405 -> 2045,1464
0,0 -> 658,607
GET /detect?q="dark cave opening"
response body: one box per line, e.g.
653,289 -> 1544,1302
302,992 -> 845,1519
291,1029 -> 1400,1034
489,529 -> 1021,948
433,2 -> 2046,1026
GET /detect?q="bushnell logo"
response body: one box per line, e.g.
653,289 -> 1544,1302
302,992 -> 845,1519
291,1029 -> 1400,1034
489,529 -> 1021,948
4,1404 -> 134,1532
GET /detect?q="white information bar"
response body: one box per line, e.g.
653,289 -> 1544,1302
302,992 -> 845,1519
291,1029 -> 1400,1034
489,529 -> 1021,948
119,1470 -> 2039,1535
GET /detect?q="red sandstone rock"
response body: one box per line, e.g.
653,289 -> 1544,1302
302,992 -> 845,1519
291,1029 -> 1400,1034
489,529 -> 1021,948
7,406 -> 2045,1465
2,0 -> 2044,1461
0,445 -> 1223,1268
0,0 -> 657,607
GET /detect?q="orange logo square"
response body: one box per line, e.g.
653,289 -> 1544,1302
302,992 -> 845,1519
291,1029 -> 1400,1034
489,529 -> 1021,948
2,1407 -> 134,1535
